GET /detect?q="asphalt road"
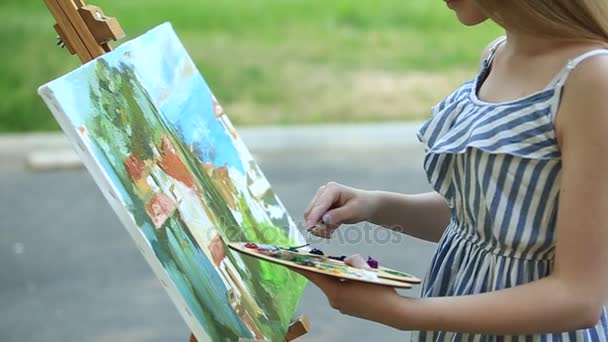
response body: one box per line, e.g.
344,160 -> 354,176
0,145 -> 436,342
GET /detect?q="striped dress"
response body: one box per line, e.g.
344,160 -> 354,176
412,38 -> 608,341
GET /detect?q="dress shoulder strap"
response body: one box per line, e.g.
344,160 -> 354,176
484,36 -> 507,66
548,48 -> 608,88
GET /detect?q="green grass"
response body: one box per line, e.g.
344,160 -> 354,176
0,0 -> 503,132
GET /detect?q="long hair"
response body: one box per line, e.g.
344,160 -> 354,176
475,0 -> 608,43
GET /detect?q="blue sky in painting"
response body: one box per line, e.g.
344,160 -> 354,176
45,23 -> 245,174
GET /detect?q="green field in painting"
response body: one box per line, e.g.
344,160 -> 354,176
1,0 -> 502,131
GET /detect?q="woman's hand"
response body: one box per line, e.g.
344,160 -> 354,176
304,182 -> 379,237
291,255 -> 405,328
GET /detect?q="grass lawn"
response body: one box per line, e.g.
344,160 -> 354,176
0,1 -> 502,132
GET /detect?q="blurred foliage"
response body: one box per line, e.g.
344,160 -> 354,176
0,0 -> 502,132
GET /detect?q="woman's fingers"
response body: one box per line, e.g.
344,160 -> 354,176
307,205 -> 354,238
307,223 -> 333,239
324,203 -> 355,228
305,184 -> 341,227
304,185 -> 327,220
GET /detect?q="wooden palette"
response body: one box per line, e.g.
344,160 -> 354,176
228,242 -> 420,289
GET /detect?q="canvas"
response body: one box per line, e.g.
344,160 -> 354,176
38,23 -> 307,342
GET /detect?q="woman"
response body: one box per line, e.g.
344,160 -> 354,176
299,1 -> 608,340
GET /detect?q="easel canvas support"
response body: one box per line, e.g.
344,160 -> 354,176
41,1 -> 310,340
43,0 -> 124,63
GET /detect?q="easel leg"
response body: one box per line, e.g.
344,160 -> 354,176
189,314 -> 310,342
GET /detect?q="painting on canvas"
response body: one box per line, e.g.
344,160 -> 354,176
38,23 -> 306,341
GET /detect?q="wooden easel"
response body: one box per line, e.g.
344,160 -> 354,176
42,1 -> 310,340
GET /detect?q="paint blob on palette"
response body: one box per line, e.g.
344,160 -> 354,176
228,242 -> 421,288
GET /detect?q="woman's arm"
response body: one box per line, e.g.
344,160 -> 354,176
395,277 -> 600,334
304,184 -> 450,242
324,273 -> 598,334
368,191 -> 451,242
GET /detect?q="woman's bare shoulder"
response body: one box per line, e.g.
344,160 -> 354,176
556,51 -> 608,142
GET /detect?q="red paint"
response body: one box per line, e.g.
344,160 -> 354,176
124,154 -> 146,180
145,192 -> 177,229
158,136 -> 196,189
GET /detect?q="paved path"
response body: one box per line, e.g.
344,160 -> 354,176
0,142 -> 437,342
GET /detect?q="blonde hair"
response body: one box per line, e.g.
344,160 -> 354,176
475,0 -> 608,43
